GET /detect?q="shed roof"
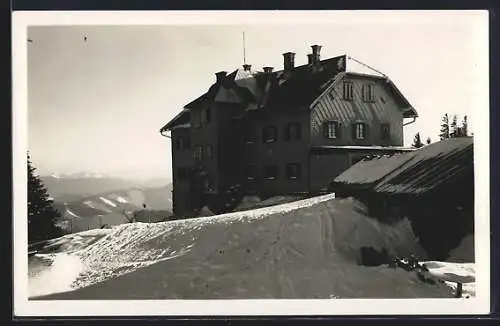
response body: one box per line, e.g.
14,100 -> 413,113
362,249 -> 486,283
332,137 -> 474,196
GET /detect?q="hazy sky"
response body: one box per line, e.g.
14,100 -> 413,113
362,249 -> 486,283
27,13 -> 484,179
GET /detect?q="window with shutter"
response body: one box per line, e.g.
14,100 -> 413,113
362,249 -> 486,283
355,122 -> 366,139
343,81 -> 353,101
324,121 -> 340,139
362,84 -> 375,102
352,122 -> 367,140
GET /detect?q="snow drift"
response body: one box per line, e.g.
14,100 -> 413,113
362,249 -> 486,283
32,194 -> 457,300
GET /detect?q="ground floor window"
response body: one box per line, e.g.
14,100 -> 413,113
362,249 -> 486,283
263,164 -> 279,180
245,165 -> 257,181
286,163 -> 302,180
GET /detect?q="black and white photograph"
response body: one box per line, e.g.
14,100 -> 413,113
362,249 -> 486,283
12,10 -> 490,316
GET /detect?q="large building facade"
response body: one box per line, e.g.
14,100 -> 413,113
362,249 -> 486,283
160,45 -> 418,217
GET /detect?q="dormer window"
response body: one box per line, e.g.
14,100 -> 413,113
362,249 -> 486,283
362,84 -> 375,102
343,81 -> 353,101
263,126 -> 278,143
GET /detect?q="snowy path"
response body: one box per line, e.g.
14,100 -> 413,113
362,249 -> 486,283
29,195 -> 468,300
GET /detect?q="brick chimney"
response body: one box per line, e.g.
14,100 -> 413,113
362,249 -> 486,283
243,64 -> 252,71
283,52 -> 296,71
215,71 -> 227,83
263,66 -> 274,73
307,53 -> 314,65
311,45 -> 322,64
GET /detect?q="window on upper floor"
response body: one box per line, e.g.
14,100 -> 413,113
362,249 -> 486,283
381,123 -> 391,141
286,163 -> 302,180
324,121 -> 341,139
184,136 -> 191,149
174,137 -> 182,151
245,128 -> 257,144
285,123 -> 301,141
194,145 -> 203,162
362,84 -> 375,102
193,111 -> 201,129
202,108 -> 211,124
263,126 -> 278,143
263,164 -> 279,180
245,165 -> 257,181
352,122 -> 367,140
206,144 -> 213,159
343,81 -> 354,101
175,136 -> 190,151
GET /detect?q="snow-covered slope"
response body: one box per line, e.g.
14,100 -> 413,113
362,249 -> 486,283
29,194 -> 466,300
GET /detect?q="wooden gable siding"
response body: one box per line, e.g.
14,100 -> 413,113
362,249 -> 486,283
310,76 -> 404,146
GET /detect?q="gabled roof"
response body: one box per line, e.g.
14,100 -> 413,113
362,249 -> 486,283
159,108 -> 190,133
161,53 -> 417,130
260,55 -> 347,110
332,137 -> 473,196
311,71 -> 418,119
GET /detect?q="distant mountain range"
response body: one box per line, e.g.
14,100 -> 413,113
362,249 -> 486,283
39,174 -> 173,233
41,175 -> 171,202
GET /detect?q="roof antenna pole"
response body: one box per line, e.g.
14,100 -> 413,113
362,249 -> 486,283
347,56 -> 387,78
243,31 -> 247,65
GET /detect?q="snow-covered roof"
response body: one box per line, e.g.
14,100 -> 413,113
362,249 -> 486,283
313,145 -> 415,151
170,123 -> 191,130
332,137 -> 474,195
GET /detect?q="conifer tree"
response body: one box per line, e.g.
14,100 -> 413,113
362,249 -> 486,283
450,114 -> 459,138
439,114 -> 450,140
412,132 -> 424,148
426,137 -> 432,145
27,153 -> 63,243
461,115 -> 469,137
